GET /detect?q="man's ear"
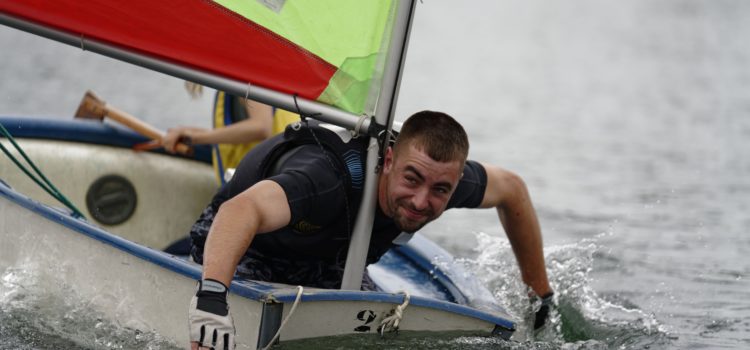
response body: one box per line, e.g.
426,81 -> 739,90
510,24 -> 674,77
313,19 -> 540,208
382,147 -> 394,172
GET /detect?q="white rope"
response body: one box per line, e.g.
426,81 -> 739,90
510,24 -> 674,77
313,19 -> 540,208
244,82 -> 253,101
261,285 -> 304,350
378,291 -> 410,336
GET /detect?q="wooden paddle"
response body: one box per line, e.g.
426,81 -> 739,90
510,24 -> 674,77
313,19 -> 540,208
74,90 -> 191,154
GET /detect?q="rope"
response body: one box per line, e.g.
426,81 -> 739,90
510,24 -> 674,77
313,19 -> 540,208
261,285 -> 304,350
374,128 -> 396,172
291,93 -> 322,122
379,291 -> 410,336
0,122 -> 85,218
244,82 -> 252,102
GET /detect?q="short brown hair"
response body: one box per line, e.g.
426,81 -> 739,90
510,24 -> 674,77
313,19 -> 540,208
393,111 -> 469,163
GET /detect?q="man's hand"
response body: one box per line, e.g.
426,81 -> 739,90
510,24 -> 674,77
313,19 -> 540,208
189,279 -> 235,350
532,292 -> 555,330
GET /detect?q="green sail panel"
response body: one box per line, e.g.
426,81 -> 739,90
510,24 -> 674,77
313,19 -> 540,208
213,0 -> 395,115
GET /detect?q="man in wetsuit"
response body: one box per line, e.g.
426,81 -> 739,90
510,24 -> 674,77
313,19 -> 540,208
188,111 -> 554,350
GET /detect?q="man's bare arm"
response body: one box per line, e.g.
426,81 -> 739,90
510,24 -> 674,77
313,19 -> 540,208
480,163 -> 552,297
201,180 -> 291,287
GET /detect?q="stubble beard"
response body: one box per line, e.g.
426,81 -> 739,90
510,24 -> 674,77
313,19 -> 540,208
392,198 -> 435,233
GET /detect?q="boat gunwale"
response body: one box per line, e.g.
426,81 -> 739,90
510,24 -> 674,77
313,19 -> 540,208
0,115 -> 213,163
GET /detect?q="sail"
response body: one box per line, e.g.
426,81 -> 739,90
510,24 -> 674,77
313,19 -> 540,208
1,0 -> 416,292
0,0 -> 397,116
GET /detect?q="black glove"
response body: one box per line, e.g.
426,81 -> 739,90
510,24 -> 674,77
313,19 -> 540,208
533,292 -> 555,330
189,279 -> 235,350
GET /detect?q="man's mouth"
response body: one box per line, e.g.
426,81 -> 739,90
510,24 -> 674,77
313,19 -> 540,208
400,206 -> 428,221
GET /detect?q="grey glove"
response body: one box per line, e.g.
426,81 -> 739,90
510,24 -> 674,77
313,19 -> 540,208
189,279 -> 235,350
532,292 -> 554,330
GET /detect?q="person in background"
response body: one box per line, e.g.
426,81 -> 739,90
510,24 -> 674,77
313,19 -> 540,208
161,83 -> 299,256
162,82 -> 299,184
186,111 -> 554,350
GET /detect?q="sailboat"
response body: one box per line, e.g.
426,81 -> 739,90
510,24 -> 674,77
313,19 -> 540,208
0,1 -> 516,348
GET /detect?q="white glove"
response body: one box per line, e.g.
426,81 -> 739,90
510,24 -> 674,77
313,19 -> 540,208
189,279 -> 235,350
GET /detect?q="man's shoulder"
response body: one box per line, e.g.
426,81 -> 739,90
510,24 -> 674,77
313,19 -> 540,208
461,160 -> 487,184
447,160 -> 487,209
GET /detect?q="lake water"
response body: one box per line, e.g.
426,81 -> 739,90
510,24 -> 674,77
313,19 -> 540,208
1,0 -> 749,349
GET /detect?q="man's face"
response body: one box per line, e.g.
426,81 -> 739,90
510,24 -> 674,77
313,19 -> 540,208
379,143 -> 463,233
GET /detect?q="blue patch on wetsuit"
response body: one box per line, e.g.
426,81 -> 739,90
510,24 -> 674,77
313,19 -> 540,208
343,149 -> 363,189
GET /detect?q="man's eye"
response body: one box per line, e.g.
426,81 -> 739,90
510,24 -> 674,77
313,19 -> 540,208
405,176 -> 417,184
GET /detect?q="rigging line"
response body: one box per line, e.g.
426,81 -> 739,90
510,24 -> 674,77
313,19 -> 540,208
0,123 -> 56,196
0,123 -> 80,212
0,141 -> 84,218
260,286 -> 304,350
0,138 -> 84,218
291,93 -> 322,121
375,128 -> 395,172
0,139 -> 58,199
0,122 -> 85,218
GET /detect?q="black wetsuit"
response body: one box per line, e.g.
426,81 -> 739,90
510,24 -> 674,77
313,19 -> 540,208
189,122 -> 488,289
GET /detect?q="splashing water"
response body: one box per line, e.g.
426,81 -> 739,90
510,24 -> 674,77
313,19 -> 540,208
0,266 -> 180,350
451,232 -> 672,349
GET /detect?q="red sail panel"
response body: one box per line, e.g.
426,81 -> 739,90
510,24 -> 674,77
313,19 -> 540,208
0,0 -> 337,100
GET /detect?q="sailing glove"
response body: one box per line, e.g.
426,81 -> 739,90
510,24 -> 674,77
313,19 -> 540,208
532,292 -> 555,330
189,279 -> 236,350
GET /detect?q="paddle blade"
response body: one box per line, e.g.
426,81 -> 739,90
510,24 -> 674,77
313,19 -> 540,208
74,90 -> 107,120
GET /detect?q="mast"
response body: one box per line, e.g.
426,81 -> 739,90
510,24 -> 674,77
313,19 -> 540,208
340,0 -> 417,290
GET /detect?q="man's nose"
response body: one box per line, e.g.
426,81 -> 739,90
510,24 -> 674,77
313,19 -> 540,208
410,188 -> 429,211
